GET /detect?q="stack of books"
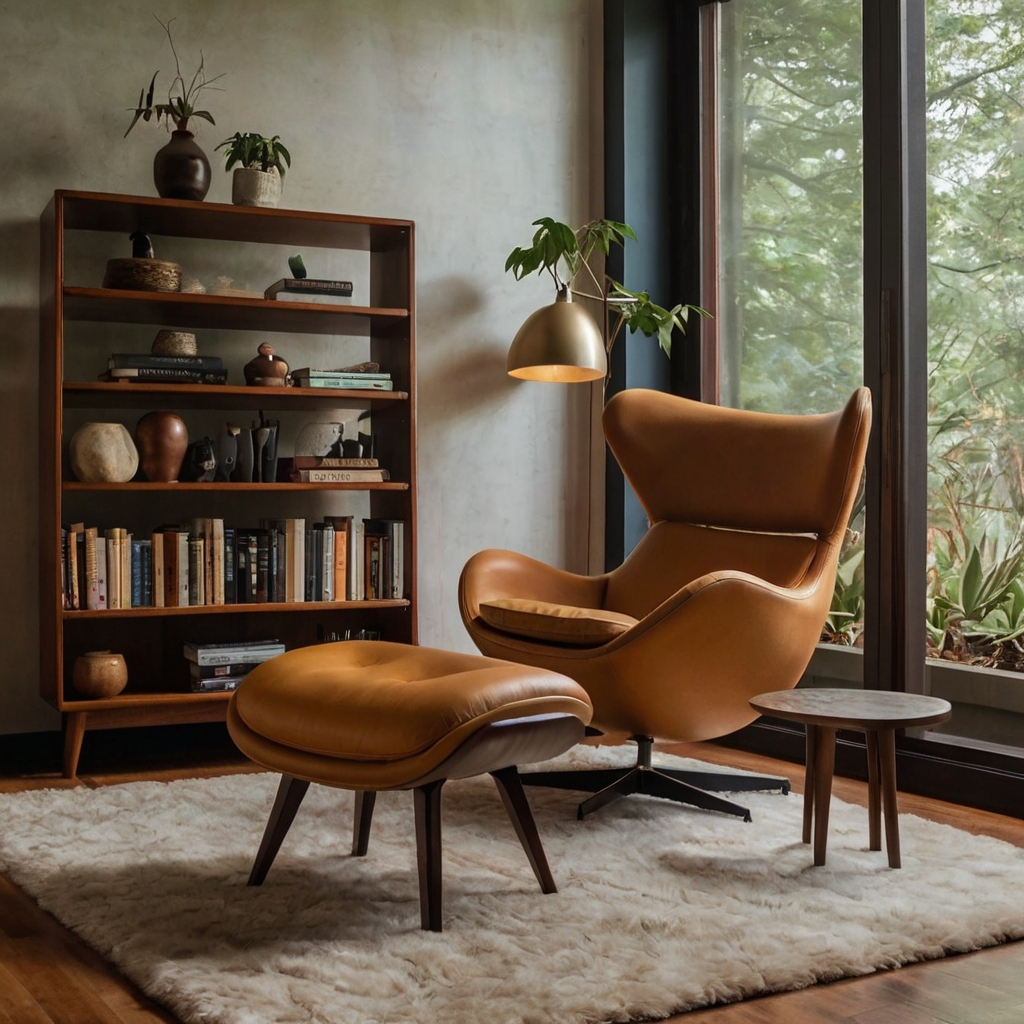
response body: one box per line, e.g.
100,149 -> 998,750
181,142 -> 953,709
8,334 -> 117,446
183,639 -> 286,693
287,456 -> 389,483
290,366 -> 393,391
61,515 -> 407,610
103,354 -> 228,385
264,278 -> 353,303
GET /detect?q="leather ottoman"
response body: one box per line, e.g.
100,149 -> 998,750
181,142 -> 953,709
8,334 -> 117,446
227,640 -> 593,931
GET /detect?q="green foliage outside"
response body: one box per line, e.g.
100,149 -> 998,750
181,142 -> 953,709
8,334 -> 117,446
724,0 -> 1024,669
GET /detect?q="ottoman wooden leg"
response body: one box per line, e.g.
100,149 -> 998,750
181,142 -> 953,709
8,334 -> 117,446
249,775 -> 310,886
491,766 -> 556,894
414,779 -> 445,932
352,791 -> 377,857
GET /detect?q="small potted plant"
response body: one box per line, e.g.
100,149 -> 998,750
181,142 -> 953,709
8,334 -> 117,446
215,132 -> 292,208
124,17 -> 223,202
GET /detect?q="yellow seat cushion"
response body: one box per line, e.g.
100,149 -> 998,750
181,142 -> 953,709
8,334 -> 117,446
479,598 -> 638,647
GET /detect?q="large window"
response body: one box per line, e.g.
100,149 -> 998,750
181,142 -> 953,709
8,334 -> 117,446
924,0 -> 1024,749
717,0 -> 867,649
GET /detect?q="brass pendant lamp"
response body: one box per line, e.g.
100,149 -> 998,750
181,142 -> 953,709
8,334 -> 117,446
506,286 -> 607,383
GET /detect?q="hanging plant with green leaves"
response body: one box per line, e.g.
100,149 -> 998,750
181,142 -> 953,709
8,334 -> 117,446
505,217 -> 708,364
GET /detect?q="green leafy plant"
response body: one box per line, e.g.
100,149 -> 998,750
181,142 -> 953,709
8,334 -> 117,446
215,133 -> 291,178
124,17 -> 222,137
505,217 -> 708,365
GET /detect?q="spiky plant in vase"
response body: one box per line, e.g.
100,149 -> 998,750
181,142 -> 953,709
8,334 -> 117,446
216,133 -> 292,208
124,16 -> 224,201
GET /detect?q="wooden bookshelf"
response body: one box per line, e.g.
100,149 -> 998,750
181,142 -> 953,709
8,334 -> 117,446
40,190 -> 417,777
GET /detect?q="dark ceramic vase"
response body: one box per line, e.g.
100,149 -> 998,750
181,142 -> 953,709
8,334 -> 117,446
135,411 -> 189,482
153,130 -> 211,201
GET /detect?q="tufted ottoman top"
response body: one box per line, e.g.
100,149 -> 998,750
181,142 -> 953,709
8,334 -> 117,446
230,641 -> 592,779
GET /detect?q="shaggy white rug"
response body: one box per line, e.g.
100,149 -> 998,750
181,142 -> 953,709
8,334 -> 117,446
1,746 -> 1022,1024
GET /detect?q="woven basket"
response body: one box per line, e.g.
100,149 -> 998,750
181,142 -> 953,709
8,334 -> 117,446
102,258 -> 182,292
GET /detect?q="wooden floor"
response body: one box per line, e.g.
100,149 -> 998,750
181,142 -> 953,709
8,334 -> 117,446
0,728 -> 1021,1024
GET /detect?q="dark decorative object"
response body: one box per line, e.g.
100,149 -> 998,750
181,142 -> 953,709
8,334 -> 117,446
135,410 -> 188,482
244,342 -> 289,386
124,17 -> 222,203
288,254 -> 307,278
153,131 -> 212,201
180,437 -> 217,482
72,651 -> 128,699
131,231 -> 154,258
254,415 -> 279,483
231,427 -> 254,482
214,424 -> 239,481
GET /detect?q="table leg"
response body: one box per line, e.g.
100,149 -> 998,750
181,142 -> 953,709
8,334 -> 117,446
865,730 -> 881,852
802,725 -> 819,845
812,726 -> 837,867
878,727 -> 901,868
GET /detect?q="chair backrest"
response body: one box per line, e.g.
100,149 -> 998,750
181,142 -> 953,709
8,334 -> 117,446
602,388 -> 871,620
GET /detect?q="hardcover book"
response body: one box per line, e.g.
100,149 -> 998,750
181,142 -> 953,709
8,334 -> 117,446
264,278 -> 354,299
109,354 -> 224,371
183,640 -> 285,666
104,367 -> 229,385
292,468 -> 389,483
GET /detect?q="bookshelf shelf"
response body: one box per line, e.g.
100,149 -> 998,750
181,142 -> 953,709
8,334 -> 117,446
61,598 -> 410,619
41,190 -> 417,778
62,481 -> 410,492
64,382 -> 410,411
63,286 -> 408,335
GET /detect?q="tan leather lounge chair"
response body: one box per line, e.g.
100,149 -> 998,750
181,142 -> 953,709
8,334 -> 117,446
459,387 -> 871,820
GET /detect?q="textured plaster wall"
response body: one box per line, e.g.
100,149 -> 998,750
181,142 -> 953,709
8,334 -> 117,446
0,0 -> 601,735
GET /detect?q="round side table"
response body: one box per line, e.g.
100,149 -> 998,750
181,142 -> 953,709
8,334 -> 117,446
748,689 -> 952,868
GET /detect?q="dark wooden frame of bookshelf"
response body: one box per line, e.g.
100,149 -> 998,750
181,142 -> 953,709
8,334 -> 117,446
39,191 -> 417,778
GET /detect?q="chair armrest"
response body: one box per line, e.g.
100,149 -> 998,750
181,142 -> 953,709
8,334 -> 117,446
595,568 -> 834,739
459,549 -> 608,622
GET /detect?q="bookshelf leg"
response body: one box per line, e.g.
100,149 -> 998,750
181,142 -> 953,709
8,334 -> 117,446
63,712 -> 87,779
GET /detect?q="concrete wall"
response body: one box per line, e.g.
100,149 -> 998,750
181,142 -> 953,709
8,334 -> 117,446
0,0 -> 602,735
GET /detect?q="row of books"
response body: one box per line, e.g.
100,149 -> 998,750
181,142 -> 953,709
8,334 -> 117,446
104,353 -> 228,385
290,367 -> 393,391
183,639 -> 286,693
61,516 -> 406,610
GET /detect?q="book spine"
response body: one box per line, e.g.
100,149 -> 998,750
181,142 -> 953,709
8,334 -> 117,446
190,676 -> 244,692
95,536 -> 108,610
321,526 -> 334,602
108,354 -> 224,370
293,378 -> 393,391
150,533 -> 164,608
190,661 -> 258,678
293,457 -> 379,469
121,530 -> 132,610
84,527 -> 100,611
131,539 -> 144,607
177,532 -> 190,607
188,536 -> 204,606
332,522 -> 347,602
299,469 -> 388,482
352,521 -> 364,601
162,532 -> 177,607
392,522 -> 404,600
187,649 -> 285,666
104,528 -> 119,610
256,531 -> 270,603
223,528 -> 236,604
107,366 -> 229,383
141,540 -> 152,606
246,533 -> 259,603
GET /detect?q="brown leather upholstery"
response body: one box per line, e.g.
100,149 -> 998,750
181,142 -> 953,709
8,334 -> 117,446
479,598 -> 638,646
459,388 -> 871,744
228,640 -> 593,789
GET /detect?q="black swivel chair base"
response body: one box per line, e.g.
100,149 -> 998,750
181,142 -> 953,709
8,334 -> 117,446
520,735 -> 790,821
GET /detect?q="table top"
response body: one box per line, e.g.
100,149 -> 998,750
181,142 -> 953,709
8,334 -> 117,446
749,688 -> 952,730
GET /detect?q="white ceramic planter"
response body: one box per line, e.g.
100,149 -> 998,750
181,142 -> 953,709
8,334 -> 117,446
231,167 -> 282,208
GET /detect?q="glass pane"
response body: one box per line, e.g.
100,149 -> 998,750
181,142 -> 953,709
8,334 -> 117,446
924,0 -> 1024,752
716,0 -> 866,668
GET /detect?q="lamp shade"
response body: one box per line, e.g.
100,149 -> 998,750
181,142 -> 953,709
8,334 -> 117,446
506,289 -> 607,382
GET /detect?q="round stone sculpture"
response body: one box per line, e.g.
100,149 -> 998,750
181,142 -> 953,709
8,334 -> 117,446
68,423 -> 139,483
135,411 -> 189,482
72,651 -> 128,699
293,421 -> 343,457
